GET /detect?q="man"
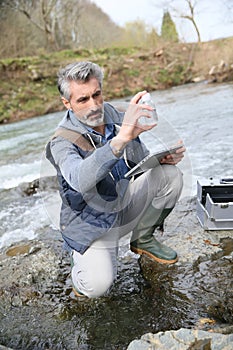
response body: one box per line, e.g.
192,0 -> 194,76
46,61 -> 185,298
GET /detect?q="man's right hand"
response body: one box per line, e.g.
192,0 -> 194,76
110,91 -> 157,155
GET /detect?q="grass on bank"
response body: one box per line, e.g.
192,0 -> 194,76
0,38 -> 233,124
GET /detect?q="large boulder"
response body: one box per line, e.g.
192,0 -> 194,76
127,328 -> 233,350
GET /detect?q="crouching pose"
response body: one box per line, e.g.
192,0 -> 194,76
46,61 -> 185,298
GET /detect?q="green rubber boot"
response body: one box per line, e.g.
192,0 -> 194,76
130,206 -> 178,264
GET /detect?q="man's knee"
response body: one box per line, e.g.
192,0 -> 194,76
71,249 -> 116,298
163,165 -> 183,204
151,164 -> 183,190
150,164 -> 183,208
72,268 -> 114,298
166,165 -> 183,190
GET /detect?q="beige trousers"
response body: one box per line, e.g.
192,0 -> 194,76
71,164 -> 183,298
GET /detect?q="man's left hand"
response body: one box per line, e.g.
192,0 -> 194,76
160,141 -> 186,165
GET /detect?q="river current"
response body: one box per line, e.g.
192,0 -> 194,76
0,81 -> 233,248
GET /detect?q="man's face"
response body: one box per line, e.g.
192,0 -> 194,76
62,78 -> 104,127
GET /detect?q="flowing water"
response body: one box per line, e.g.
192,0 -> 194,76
0,82 -> 233,349
1,81 -> 233,248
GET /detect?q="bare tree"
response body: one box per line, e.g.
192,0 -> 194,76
0,0 -> 84,50
1,0 -> 56,49
154,0 -> 202,42
223,0 -> 233,22
0,0 -> 124,57
180,0 -> 201,42
0,4 -> 44,57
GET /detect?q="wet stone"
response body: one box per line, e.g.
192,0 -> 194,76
5,243 -> 38,257
127,328 -> 233,350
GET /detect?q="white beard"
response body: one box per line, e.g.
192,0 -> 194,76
75,107 -> 104,127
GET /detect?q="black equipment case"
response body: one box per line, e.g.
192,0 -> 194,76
196,178 -> 233,230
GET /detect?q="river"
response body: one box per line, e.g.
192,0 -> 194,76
0,81 -> 233,350
0,81 -> 233,248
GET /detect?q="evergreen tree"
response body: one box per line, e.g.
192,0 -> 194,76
161,10 -> 179,42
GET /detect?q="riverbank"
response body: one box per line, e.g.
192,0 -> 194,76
0,37 -> 233,123
0,177 -> 232,349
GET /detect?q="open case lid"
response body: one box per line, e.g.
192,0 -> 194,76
197,178 -> 233,205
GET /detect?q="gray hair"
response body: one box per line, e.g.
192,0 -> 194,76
57,61 -> 104,100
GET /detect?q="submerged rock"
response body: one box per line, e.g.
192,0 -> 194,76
0,240 -> 65,307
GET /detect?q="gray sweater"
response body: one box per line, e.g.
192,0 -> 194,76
47,102 -> 149,253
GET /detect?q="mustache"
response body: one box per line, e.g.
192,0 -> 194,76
82,108 -> 104,121
82,108 -> 103,121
